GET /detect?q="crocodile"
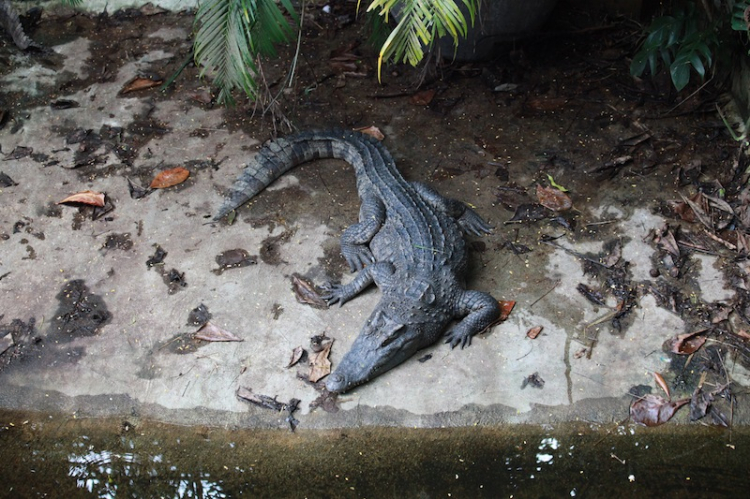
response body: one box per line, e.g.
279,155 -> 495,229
215,129 -> 501,393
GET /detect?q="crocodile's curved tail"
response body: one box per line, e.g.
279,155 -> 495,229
0,0 -> 38,50
213,128 -> 383,221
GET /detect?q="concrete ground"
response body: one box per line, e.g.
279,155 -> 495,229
1,9 -> 748,430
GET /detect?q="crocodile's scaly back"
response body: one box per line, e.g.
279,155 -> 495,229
216,129 -> 501,393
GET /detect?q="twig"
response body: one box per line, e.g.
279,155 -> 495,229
529,279 -> 560,308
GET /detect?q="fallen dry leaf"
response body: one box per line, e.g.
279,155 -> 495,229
665,329 -> 707,355
291,274 -> 328,309
526,325 -> 543,339
653,372 -> 670,399
150,167 -> 190,189
58,190 -> 106,207
287,346 -> 306,368
410,88 -> 437,106
309,339 -> 333,382
526,97 -> 568,111
194,322 -> 243,342
498,300 -> 516,321
121,76 -> 163,94
536,184 -> 572,212
630,394 -> 689,427
354,125 -> 384,141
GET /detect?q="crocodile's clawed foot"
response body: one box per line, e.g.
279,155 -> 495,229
445,329 -> 472,349
343,246 -> 375,272
320,282 -> 347,307
458,208 -> 493,237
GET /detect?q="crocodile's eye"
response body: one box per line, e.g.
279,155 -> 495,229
379,323 -> 405,348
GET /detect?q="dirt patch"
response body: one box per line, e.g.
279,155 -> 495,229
48,279 -> 111,342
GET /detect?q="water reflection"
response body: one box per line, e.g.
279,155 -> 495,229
1,411 -> 749,498
66,437 -> 228,498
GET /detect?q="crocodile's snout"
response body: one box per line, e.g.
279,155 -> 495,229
325,372 -> 348,393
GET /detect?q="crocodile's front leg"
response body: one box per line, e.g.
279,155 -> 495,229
445,290 -> 501,349
322,261 -> 395,306
339,195 -> 385,271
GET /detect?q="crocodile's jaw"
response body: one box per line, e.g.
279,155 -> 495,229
325,309 -> 443,393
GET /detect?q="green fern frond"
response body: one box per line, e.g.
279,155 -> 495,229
366,0 -> 478,80
193,0 -> 296,104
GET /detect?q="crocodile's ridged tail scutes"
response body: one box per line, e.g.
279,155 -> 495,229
214,128 -> 363,221
0,0 -> 37,50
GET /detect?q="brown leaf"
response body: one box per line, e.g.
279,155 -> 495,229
150,167 -> 190,189
526,97 -> 568,111
354,125 -> 384,141
526,325 -> 543,339
329,60 -> 359,73
710,304 -> 732,324
653,372 -> 670,399
666,329 -> 707,355
735,329 -> 750,341
291,274 -> 328,309
309,339 -> 333,382
410,88 -> 437,106
236,387 -> 284,411
194,322 -> 243,342
121,76 -> 163,94
287,346 -> 306,368
58,190 -> 106,207
602,239 -> 622,268
630,394 -> 689,426
654,225 -> 680,257
499,300 -> 516,321
536,184 -> 572,212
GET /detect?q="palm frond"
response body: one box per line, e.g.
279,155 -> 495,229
367,0 -> 479,79
193,0 -> 296,104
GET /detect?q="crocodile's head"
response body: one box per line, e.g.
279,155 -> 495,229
325,304 -> 445,394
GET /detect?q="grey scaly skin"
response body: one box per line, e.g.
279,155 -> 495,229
0,0 -> 38,50
215,129 -> 501,393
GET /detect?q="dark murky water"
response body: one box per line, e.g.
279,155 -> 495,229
1,409 -> 748,498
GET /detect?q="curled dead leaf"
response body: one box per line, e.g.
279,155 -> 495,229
287,346 -> 306,368
666,329 -> 707,355
309,340 -> 333,383
653,372 -> 670,399
58,190 -> 106,207
194,322 -> 243,342
526,325 -> 543,339
536,184 -> 572,212
410,88 -> 437,106
150,167 -> 190,189
291,274 -> 328,309
354,125 -> 384,141
630,394 -> 689,427
499,300 -> 516,321
121,76 -> 163,94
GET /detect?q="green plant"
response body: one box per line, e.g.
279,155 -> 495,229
631,1 -> 750,92
192,0 -> 479,104
193,0 -> 298,104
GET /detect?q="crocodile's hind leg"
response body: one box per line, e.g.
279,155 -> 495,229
410,182 -> 492,236
339,194 -> 385,271
445,290 -> 501,349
